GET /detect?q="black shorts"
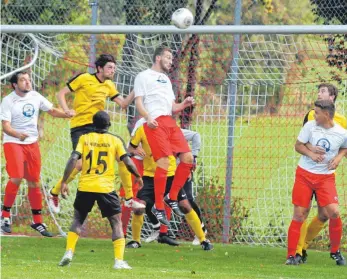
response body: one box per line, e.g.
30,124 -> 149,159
73,190 -> 121,218
137,176 -> 187,205
70,124 -> 95,150
183,178 -> 194,200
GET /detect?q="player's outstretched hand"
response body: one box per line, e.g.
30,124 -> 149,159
18,132 -> 29,141
183,96 -> 195,107
61,182 -> 70,199
64,109 -> 76,117
310,153 -> 324,163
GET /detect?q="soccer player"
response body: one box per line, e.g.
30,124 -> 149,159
58,111 -> 143,269
134,45 -> 195,225
47,54 -> 141,213
286,99 -> 346,266
125,118 -> 212,250
0,71 -> 70,236
296,83 -> 347,263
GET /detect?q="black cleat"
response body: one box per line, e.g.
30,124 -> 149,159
164,195 -> 184,217
151,206 -> 170,226
302,249 -> 308,263
1,218 -> 11,234
295,253 -> 303,264
126,240 -> 141,248
201,240 -> 213,251
330,250 -> 346,266
158,234 -> 179,246
285,256 -> 299,265
31,223 -> 53,237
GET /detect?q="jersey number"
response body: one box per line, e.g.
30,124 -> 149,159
85,151 -> 108,175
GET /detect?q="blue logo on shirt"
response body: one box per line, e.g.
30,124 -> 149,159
22,104 -> 35,118
156,75 -> 167,83
316,138 -> 331,152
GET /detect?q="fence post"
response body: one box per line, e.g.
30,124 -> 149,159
88,0 -> 98,73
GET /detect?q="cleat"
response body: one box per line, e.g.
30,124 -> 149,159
145,230 -> 159,243
295,253 -> 303,264
59,249 -> 73,266
157,234 -> 179,246
302,249 -> 308,263
330,250 -> 346,266
164,195 -> 184,217
1,217 -> 11,234
124,198 -> 145,209
113,259 -> 132,269
168,229 -> 176,240
201,239 -> 213,251
285,255 -> 299,265
47,190 -> 60,214
126,240 -> 141,248
151,206 -> 170,226
30,223 -> 53,237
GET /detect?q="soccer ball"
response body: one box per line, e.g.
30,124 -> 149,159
171,8 -> 194,29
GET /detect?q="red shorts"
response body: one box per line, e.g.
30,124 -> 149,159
3,142 -> 41,182
143,116 -> 190,161
292,166 -> 338,208
119,157 -> 144,198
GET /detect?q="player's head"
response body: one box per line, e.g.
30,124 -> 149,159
314,99 -> 335,125
95,54 -> 116,80
93,110 -> 111,131
152,45 -> 173,73
9,71 -> 32,93
317,83 -> 338,103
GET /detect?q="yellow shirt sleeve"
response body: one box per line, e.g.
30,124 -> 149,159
130,126 -> 143,147
67,73 -> 85,92
107,80 -> 119,100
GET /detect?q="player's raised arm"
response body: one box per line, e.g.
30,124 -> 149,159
61,151 -> 81,197
57,86 -> 75,117
172,96 -> 195,114
47,107 -> 73,118
112,90 -> 135,110
120,155 -> 143,188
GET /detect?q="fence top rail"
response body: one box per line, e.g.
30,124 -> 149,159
1,25 -> 347,34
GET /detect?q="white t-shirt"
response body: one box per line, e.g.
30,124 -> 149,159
134,69 -> 175,119
0,91 -> 53,144
297,120 -> 347,174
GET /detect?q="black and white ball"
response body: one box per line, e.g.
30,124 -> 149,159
171,8 -> 194,29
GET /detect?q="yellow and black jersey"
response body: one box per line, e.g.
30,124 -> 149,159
303,109 -> 347,129
74,131 -> 127,193
130,125 -> 176,177
67,73 -> 119,129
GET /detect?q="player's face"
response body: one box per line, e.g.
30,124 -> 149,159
100,62 -> 116,80
159,51 -> 173,73
317,86 -> 334,102
15,73 -> 32,93
314,106 -> 328,125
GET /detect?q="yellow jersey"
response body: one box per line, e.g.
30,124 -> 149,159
75,131 -> 127,193
67,73 -> 119,128
130,125 -> 176,177
303,109 -> 347,129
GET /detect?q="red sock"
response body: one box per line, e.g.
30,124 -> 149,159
287,219 -> 303,258
159,205 -> 172,234
329,217 -> 342,253
28,187 -> 43,224
154,167 -> 168,210
121,205 -> 132,235
169,162 -> 193,200
1,181 -> 20,218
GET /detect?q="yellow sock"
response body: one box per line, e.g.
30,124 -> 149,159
131,213 -> 144,243
303,216 -> 325,250
113,238 -> 125,260
66,231 -> 79,252
185,210 -> 205,243
296,219 -> 308,255
51,168 -> 79,195
118,161 -> 133,200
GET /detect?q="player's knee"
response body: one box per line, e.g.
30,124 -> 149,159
318,213 -> 329,223
10,178 -> 22,185
156,157 -> 169,169
180,152 -> 193,164
178,200 -> 191,214
27,181 -> 40,188
329,210 -> 340,219
134,208 -> 145,215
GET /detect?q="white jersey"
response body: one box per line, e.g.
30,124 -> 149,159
0,91 -> 53,144
297,120 -> 347,174
134,69 -> 175,119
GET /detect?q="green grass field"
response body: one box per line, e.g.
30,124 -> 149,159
1,236 -> 346,279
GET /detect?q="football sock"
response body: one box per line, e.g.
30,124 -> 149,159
296,219 -> 308,255
169,162 -> 193,200
185,209 -> 206,242
121,204 -> 132,236
287,220 -> 303,258
2,181 -> 20,218
303,216 -> 325,250
189,199 -> 203,223
113,238 -> 125,260
66,231 -> 79,252
118,161 -> 133,200
28,187 -> 43,224
329,217 -> 342,253
154,167 -> 168,210
131,214 -> 144,243
51,167 -> 79,195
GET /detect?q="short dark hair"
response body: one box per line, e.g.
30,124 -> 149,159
152,45 -> 172,63
93,111 -> 111,130
314,99 -> 335,119
95,54 -> 116,72
318,83 -> 338,102
9,71 -> 29,89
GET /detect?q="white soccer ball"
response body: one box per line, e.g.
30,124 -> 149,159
171,8 -> 194,29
